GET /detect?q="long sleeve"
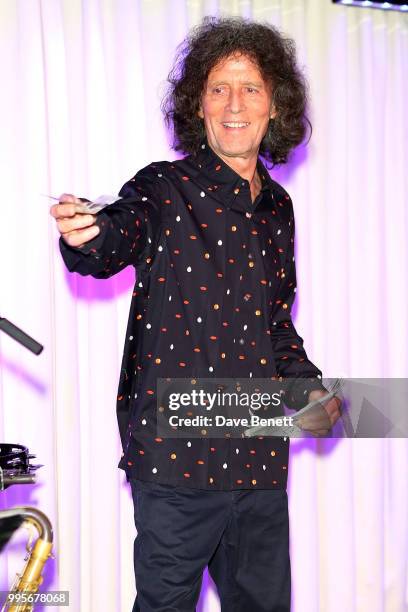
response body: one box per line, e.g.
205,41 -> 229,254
59,166 -> 162,279
270,194 -> 327,409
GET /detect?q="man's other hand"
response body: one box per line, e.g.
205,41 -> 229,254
49,193 -> 100,248
297,390 -> 342,437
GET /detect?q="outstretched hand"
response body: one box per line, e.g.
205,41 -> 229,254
49,193 -> 100,248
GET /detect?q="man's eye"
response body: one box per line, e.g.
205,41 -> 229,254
246,87 -> 258,94
213,87 -> 224,94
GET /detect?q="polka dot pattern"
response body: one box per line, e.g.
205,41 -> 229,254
59,137 -> 326,491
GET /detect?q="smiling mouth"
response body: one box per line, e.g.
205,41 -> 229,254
222,122 -> 250,129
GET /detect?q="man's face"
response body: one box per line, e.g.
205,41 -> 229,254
198,53 -> 275,161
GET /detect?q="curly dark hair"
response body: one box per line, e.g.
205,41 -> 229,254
161,15 -> 312,167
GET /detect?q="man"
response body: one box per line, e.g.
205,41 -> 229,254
50,16 -> 341,612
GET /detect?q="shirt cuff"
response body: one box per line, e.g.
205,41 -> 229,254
283,377 -> 328,410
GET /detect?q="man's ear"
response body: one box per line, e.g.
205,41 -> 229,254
269,106 -> 277,120
197,105 -> 204,119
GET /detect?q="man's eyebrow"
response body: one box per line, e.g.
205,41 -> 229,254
207,80 -> 265,87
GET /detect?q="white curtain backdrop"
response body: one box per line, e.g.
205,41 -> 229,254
1,1 -> 407,610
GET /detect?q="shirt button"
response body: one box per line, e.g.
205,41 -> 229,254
239,338 -> 245,345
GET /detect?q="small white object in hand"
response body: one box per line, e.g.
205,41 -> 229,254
43,193 -> 118,214
84,194 -> 118,213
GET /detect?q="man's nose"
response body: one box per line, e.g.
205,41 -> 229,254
226,89 -> 245,113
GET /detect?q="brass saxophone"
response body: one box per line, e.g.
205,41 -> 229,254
0,507 -> 53,612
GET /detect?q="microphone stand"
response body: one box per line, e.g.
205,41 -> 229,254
0,317 -> 43,355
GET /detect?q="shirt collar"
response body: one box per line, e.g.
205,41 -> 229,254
186,136 -> 275,214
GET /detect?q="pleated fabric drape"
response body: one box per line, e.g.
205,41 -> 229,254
0,1 -> 407,610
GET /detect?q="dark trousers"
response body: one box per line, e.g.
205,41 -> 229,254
129,478 -> 291,611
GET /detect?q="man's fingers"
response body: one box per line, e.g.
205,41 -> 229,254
49,193 -> 90,220
50,202 -> 84,219
322,398 -> 342,425
62,225 -> 100,248
59,192 -> 80,204
298,398 -> 342,429
57,214 -> 97,234
49,191 -> 100,247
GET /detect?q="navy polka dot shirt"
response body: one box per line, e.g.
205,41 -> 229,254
59,137 -> 326,490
